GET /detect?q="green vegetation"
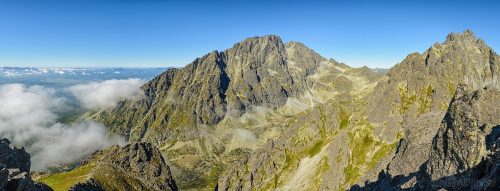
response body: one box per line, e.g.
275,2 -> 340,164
445,74 -> 456,97
398,81 -> 434,115
342,119 -> 401,188
398,81 -> 417,114
57,109 -> 85,124
307,140 -> 325,158
319,106 -> 328,139
205,163 -> 223,190
417,84 -> 434,115
169,110 -> 194,127
338,106 -> 351,130
38,164 -> 95,191
309,156 -> 331,190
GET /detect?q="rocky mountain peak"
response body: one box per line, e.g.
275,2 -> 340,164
368,29 -> 499,127
444,29 -> 483,46
228,35 -> 285,58
237,35 -> 283,46
285,41 -> 324,60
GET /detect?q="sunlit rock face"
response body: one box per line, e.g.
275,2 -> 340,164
77,30 -> 500,190
349,85 -> 500,191
90,34 -> 377,190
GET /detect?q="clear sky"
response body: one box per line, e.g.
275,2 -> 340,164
0,0 -> 498,68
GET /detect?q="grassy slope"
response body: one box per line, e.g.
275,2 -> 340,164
37,164 -> 95,191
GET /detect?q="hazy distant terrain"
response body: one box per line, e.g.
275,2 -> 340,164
0,67 -> 166,87
0,67 -> 166,172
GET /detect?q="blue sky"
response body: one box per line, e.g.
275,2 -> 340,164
0,0 -> 498,68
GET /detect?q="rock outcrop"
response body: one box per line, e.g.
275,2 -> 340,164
367,29 -> 499,142
350,85 -> 500,190
84,142 -> 178,191
425,85 -> 500,190
0,138 -> 52,191
41,142 -> 178,191
68,179 -> 103,191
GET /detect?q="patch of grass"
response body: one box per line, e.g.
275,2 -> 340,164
320,156 -> 330,172
309,156 -> 331,190
262,148 -> 299,190
398,81 -> 416,114
342,120 -> 402,188
319,107 -> 327,139
417,84 -> 434,115
283,148 -> 298,171
307,140 -> 325,158
367,142 -> 397,169
445,74 -> 456,97
38,164 -> 95,191
338,106 -> 351,130
205,163 -> 223,190
169,110 -> 194,127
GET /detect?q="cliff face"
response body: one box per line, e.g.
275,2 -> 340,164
350,85 -> 500,191
425,85 -> 500,190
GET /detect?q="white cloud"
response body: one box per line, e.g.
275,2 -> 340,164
0,84 -> 125,171
68,78 -> 145,110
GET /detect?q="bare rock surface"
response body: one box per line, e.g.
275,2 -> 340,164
75,142 -> 178,191
0,138 -> 52,191
350,85 -> 500,191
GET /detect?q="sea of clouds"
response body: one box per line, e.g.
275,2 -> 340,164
0,78 -> 144,171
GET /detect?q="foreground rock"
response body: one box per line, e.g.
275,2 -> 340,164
41,142 -> 178,191
351,85 -> 500,190
0,138 -> 52,191
425,85 -> 500,190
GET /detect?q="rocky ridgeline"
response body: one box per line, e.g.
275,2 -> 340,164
367,29 -> 499,141
36,30 -> 500,190
90,34 -> 370,189
0,138 -> 51,191
426,85 -> 499,190
93,35 -> 331,143
216,30 -> 500,190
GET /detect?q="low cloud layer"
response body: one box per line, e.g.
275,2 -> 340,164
0,84 -> 125,171
68,78 -> 145,110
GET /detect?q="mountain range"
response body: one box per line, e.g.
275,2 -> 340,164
1,30 -> 498,191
